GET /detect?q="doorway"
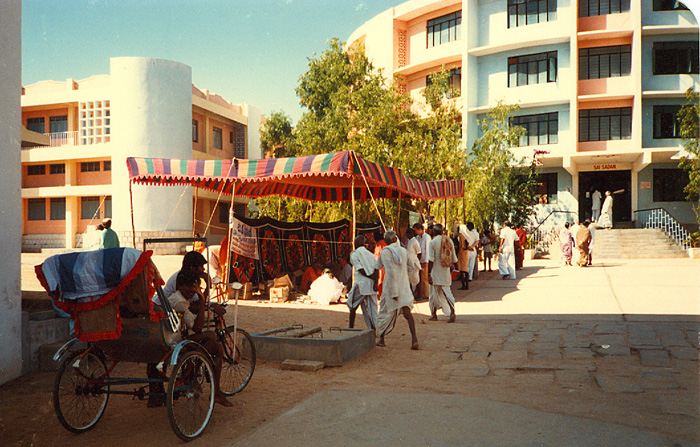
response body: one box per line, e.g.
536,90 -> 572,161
579,170 -> 631,224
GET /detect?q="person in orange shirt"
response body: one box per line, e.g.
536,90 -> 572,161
300,262 -> 322,294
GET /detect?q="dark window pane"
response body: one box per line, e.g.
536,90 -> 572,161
81,197 -> 100,220
50,198 -> 65,221
28,199 -> 46,221
27,117 -> 44,134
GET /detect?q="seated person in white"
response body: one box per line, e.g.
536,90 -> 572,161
308,269 -> 345,305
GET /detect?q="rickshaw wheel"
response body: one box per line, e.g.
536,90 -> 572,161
167,349 -> 215,441
53,349 -> 109,433
219,327 -> 256,396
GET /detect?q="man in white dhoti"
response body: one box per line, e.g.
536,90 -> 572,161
405,228 -> 422,293
428,224 -> 458,323
591,189 -> 602,222
598,190 -> 613,229
413,223 -> 431,300
347,235 -> 378,330
498,221 -> 518,280
465,222 -> 480,281
376,231 -> 420,350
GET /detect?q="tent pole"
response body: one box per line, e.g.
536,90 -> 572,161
226,182 -> 239,359
462,193 -> 466,223
129,182 -> 136,249
351,177 -> 356,247
444,197 -> 448,227
396,193 -> 402,238
193,186 -> 198,236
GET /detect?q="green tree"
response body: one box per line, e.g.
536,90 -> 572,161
677,88 -> 700,245
465,101 -> 539,228
260,111 -> 296,159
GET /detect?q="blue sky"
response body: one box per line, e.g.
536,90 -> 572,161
22,0 -> 399,124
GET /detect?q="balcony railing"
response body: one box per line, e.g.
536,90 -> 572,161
633,208 -> 692,250
48,131 -> 79,147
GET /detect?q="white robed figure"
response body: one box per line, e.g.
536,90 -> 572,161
375,231 -> 420,349
346,236 -> 378,330
428,224 -> 458,322
598,191 -> 613,229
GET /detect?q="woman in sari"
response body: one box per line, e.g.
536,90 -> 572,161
559,222 -> 574,266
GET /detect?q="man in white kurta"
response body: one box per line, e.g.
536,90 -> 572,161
598,191 -> 613,229
466,222 -> 480,280
428,224 -> 458,322
347,236 -> 378,330
498,221 -> 518,280
405,227 -> 422,292
591,189 -> 602,222
376,231 -> 419,349
413,223 -> 431,300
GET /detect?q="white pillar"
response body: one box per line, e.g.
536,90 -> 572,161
110,57 -> 193,235
0,0 -> 22,385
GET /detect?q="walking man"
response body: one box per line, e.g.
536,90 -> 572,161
428,224 -> 458,323
376,230 -> 420,350
347,235 -> 378,330
498,221 -> 518,280
413,223 -> 431,300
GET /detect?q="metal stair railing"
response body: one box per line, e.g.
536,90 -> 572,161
528,210 -> 579,254
633,208 -> 691,250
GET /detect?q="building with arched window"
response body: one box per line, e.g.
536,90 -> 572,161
348,0 -> 699,230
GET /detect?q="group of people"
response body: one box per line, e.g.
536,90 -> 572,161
559,220 -> 594,267
345,220 -> 531,349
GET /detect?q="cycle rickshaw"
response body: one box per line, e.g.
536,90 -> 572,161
36,247 -> 255,441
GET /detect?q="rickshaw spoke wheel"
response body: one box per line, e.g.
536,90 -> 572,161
167,350 -> 215,441
219,327 -> 256,396
53,350 -> 109,433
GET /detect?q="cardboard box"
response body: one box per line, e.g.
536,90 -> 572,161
273,274 -> 294,289
270,286 -> 290,303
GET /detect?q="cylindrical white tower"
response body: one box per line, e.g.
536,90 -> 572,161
110,57 -> 193,249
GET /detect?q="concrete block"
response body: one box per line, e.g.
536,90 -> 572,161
281,359 -> 325,371
252,327 -> 374,366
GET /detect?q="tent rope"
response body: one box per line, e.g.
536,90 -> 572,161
359,168 -> 387,232
158,185 -> 190,238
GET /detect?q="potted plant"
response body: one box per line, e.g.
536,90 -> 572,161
686,232 -> 700,258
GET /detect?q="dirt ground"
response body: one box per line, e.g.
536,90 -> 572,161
3,254 -> 698,446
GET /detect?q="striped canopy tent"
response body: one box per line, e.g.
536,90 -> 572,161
127,150 -> 463,202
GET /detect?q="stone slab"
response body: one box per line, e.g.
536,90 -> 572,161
594,374 -> 643,393
556,369 -> 592,388
281,359 -> 325,371
670,346 -> 700,360
640,371 -> 680,390
639,349 -> 671,367
563,348 -> 595,359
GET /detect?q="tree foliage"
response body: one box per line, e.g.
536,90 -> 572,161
678,88 -> 700,212
465,101 -> 539,228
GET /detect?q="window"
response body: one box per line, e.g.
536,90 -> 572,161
579,107 -> 632,142
26,117 -> 45,134
579,0 -> 630,17
81,196 -> 101,220
213,127 -> 223,150
653,169 -> 690,201
230,131 -> 234,144
234,123 -> 246,158
508,0 -> 556,28
104,196 -> 112,218
81,161 -> 101,172
511,112 -> 559,146
536,173 -> 558,204
49,164 -> 65,174
27,199 -> 46,221
192,119 -> 199,143
427,11 -> 461,48
80,100 -> 111,145
426,68 -> 462,97
50,198 -> 66,221
653,0 -> 689,10
508,52 -> 557,87
27,165 -> 46,176
103,160 -> 111,171
653,42 -> 699,75
653,105 -> 683,139
49,115 -> 68,133
579,45 -> 631,80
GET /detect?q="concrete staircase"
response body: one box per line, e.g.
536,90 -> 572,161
594,228 -> 689,260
